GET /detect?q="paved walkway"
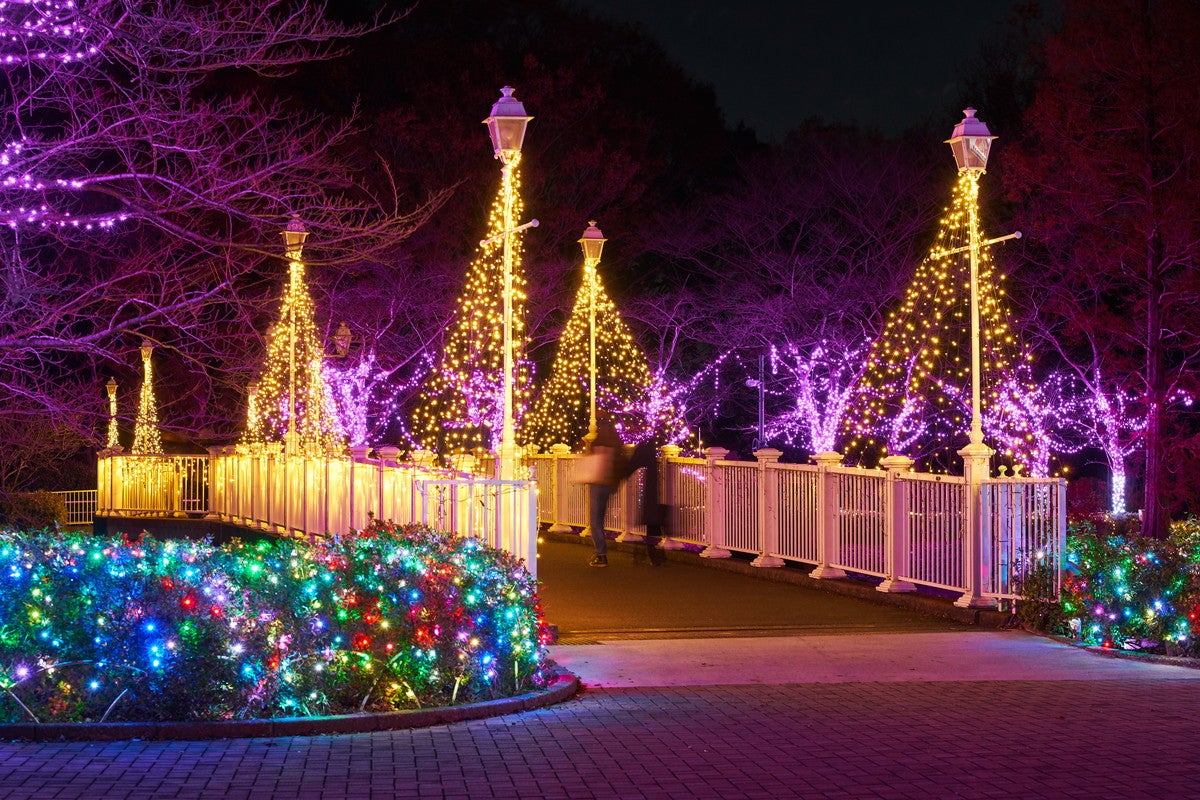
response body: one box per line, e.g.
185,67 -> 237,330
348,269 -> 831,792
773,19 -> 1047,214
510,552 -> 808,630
3,538 -> 1199,799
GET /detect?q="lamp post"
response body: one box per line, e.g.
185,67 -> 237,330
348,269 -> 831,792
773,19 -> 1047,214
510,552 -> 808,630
282,216 -> 308,458
105,377 -> 119,450
579,221 -> 606,440
945,107 -> 1020,610
484,86 -> 533,480
944,108 -> 1021,456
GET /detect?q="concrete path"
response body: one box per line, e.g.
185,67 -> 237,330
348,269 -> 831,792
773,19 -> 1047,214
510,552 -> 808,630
551,630 -> 1200,687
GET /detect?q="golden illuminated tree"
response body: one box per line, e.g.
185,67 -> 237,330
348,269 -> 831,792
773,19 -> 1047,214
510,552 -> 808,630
410,163 -> 533,454
841,171 -> 1040,470
240,222 -> 344,454
131,340 -> 163,455
523,265 -> 653,450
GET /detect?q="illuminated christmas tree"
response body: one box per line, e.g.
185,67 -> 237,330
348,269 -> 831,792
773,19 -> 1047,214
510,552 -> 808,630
131,340 -> 163,455
842,169 -> 1039,471
410,162 -> 533,454
523,258 -> 654,450
240,219 -> 344,454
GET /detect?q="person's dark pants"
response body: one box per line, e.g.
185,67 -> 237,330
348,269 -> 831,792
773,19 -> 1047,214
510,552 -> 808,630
589,483 -> 614,557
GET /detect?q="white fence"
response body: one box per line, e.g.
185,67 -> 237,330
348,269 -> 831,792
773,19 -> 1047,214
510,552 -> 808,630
96,448 -> 539,578
53,490 -> 98,525
529,446 -> 1066,605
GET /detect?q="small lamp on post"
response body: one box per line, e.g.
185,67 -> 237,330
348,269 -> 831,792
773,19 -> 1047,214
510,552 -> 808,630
579,221 -> 606,440
483,86 -> 532,480
333,322 -> 352,358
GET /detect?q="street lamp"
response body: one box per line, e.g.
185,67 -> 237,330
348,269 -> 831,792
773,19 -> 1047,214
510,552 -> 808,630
484,86 -> 532,480
332,322 -> 352,358
105,377 -> 119,450
281,215 -> 308,457
944,107 -> 1020,454
579,221 -> 606,440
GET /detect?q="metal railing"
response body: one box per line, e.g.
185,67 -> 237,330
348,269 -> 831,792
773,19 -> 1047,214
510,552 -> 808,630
96,449 -> 539,578
53,490 -> 97,525
528,446 -> 1066,605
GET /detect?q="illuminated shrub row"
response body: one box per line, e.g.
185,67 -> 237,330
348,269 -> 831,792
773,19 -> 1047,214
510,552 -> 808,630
0,522 -> 548,724
1061,518 -> 1200,656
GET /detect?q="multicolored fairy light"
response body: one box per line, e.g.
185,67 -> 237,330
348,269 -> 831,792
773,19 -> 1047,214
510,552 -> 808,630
131,339 -> 163,455
241,218 -> 344,455
0,523 -> 549,723
410,162 -> 534,456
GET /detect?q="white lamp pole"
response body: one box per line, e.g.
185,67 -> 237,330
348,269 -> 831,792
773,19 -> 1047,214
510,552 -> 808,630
484,87 -> 533,480
282,215 -> 308,458
944,108 -> 1022,454
579,221 -> 606,440
945,108 -> 1020,610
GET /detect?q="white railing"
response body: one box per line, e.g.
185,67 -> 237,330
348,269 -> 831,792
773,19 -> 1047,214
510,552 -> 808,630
96,448 -> 539,578
53,489 -> 97,525
528,446 -> 1066,605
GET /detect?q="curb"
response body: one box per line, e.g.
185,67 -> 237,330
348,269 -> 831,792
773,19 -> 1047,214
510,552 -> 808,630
1038,631 -> 1200,670
0,663 -> 580,742
545,529 -> 1013,628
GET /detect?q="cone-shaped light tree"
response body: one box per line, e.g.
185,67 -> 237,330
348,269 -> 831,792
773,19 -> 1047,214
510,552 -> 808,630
842,109 -> 1043,472
240,218 -> 344,455
411,88 -> 536,459
523,223 -> 656,450
131,340 -> 163,455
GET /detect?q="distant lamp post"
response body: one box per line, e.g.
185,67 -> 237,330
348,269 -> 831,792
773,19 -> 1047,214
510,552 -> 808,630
105,377 -> 119,450
944,107 -> 1020,454
579,221 -> 607,440
282,215 -> 308,457
745,354 -> 766,451
483,86 -> 535,479
333,321 -> 352,358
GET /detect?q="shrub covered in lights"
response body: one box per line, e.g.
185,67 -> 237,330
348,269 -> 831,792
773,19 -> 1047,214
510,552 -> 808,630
1061,518 -> 1200,656
0,522 -> 548,724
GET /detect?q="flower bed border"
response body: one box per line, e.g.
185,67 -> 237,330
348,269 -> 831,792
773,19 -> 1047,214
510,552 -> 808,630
0,663 -> 578,741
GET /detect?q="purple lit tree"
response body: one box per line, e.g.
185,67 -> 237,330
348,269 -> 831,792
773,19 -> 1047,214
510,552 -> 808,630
0,1 -> 430,489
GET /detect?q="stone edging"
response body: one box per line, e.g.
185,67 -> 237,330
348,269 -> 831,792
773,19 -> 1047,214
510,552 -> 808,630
0,663 -> 580,742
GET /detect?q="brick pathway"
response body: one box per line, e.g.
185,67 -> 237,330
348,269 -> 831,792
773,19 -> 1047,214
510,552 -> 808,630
2,675 -> 1197,799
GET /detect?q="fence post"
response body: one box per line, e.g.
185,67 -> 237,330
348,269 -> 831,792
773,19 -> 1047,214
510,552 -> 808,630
954,443 -> 997,608
616,463 -> 644,543
547,443 -> 573,533
377,445 -> 401,524
700,447 -> 731,559
751,448 -> 784,568
658,445 -> 685,550
810,451 -> 847,580
347,446 -> 371,531
878,455 -> 917,593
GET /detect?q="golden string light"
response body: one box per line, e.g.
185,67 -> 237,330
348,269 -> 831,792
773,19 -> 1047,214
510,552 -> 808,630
411,162 -> 533,454
523,262 -> 653,450
842,171 -> 1039,470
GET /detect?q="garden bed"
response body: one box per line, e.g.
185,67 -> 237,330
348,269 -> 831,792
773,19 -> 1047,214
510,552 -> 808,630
0,522 -> 553,731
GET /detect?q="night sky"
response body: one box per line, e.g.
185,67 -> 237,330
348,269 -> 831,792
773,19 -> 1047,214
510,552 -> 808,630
570,0 -> 1037,139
